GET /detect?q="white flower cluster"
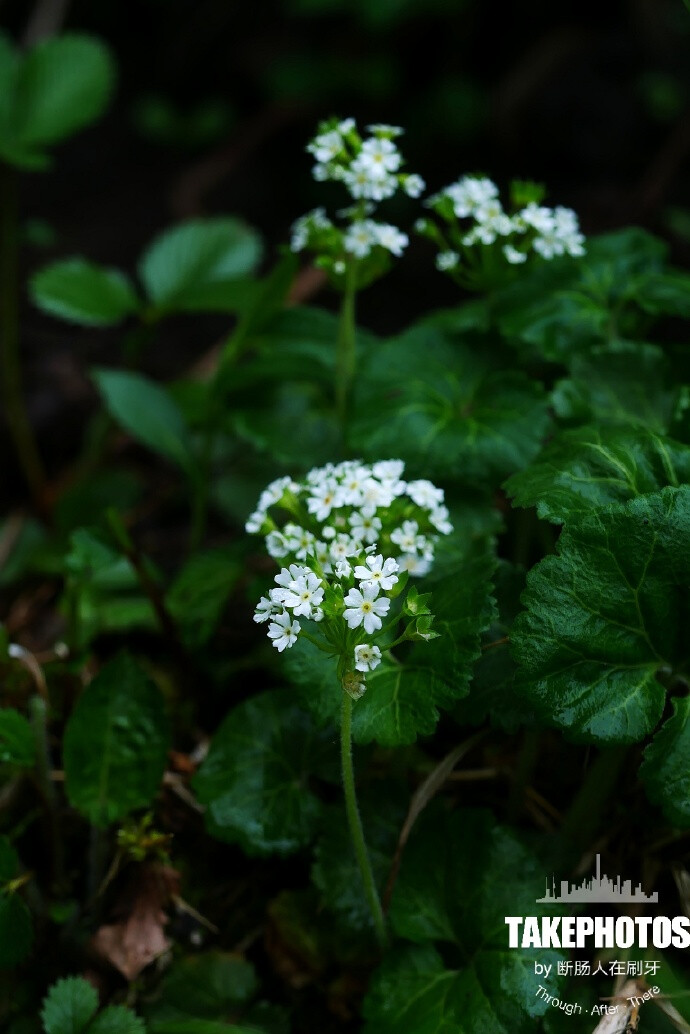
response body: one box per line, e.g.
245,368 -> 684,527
247,460 -> 452,691
420,175 -> 585,281
290,118 -> 424,269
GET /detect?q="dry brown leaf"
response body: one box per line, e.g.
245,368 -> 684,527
91,863 -> 179,981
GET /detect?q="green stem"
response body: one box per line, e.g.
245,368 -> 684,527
0,163 -> 46,508
340,689 -> 387,949
335,263 -> 357,441
29,695 -> 64,891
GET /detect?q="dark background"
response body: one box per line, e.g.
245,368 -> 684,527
2,0 -> 690,486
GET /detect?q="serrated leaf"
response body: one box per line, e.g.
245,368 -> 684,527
0,708 -> 36,767
512,487 -> 690,743
41,977 -> 98,1034
552,342 -> 677,433
504,425 -> 690,523
352,324 -> 550,487
193,689 -> 337,856
30,259 -> 140,326
363,809 -> 565,1034
88,1007 -> 146,1034
166,547 -> 241,649
640,696 -> 690,826
92,369 -> 195,473
63,653 -> 171,827
138,218 -> 262,314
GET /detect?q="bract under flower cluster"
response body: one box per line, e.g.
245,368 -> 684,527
290,118 -> 424,283
417,175 -> 585,287
247,460 -> 452,697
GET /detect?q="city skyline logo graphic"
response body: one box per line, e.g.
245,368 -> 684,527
537,854 -> 659,905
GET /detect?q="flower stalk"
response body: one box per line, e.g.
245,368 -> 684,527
335,261 -> 357,435
340,688 -> 387,949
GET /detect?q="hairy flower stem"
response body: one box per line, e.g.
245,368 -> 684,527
29,695 -> 65,891
335,264 -> 357,441
340,689 -> 387,949
0,163 -> 46,508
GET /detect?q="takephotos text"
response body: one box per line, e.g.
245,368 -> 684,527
505,916 -> 690,950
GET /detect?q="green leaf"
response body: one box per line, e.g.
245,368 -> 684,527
454,561 -> 530,732
0,708 -> 36,767
63,653 -> 171,827
88,1007 -> 146,1034
166,547 -> 241,649
92,369 -> 195,473
30,259 -> 140,326
41,977 -> 98,1034
363,809 -> 565,1034
312,783 -> 407,935
0,35 -> 115,169
512,487 -> 690,743
352,324 -> 550,487
145,952 -> 257,1028
0,893 -> 33,968
504,425 -> 690,523
193,689 -> 337,856
636,269 -> 690,319
552,342 -> 677,434
640,696 -> 690,826
139,218 -> 262,314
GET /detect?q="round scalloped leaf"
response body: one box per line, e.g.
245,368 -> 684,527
512,487 -> 690,743
504,425 -> 690,524
351,324 -> 550,488
193,689 -> 338,856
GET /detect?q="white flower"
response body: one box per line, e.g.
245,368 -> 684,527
307,480 -> 341,521
245,509 -> 265,534
283,573 -> 325,617
374,223 -> 408,257
429,505 -> 453,535
359,136 -> 401,176
267,611 -> 300,651
349,511 -> 382,544
391,520 -> 420,552
519,202 -> 554,233
307,129 -> 344,164
354,554 -> 399,592
503,244 -> 527,264
266,530 -> 289,559
372,459 -> 404,480
343,586 -> 390,634
397,553 -> 431,576
436,251 -> 460,272
343,164 -> 398,202
254,596 -> 275,623
354,644 -> 382,672
338,117 -> 356,134
330,533 -> 358,563
335,558 -> 352,579
343,219 -> 378,257
406,479 -> 444,510
402,173 -> 425,198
